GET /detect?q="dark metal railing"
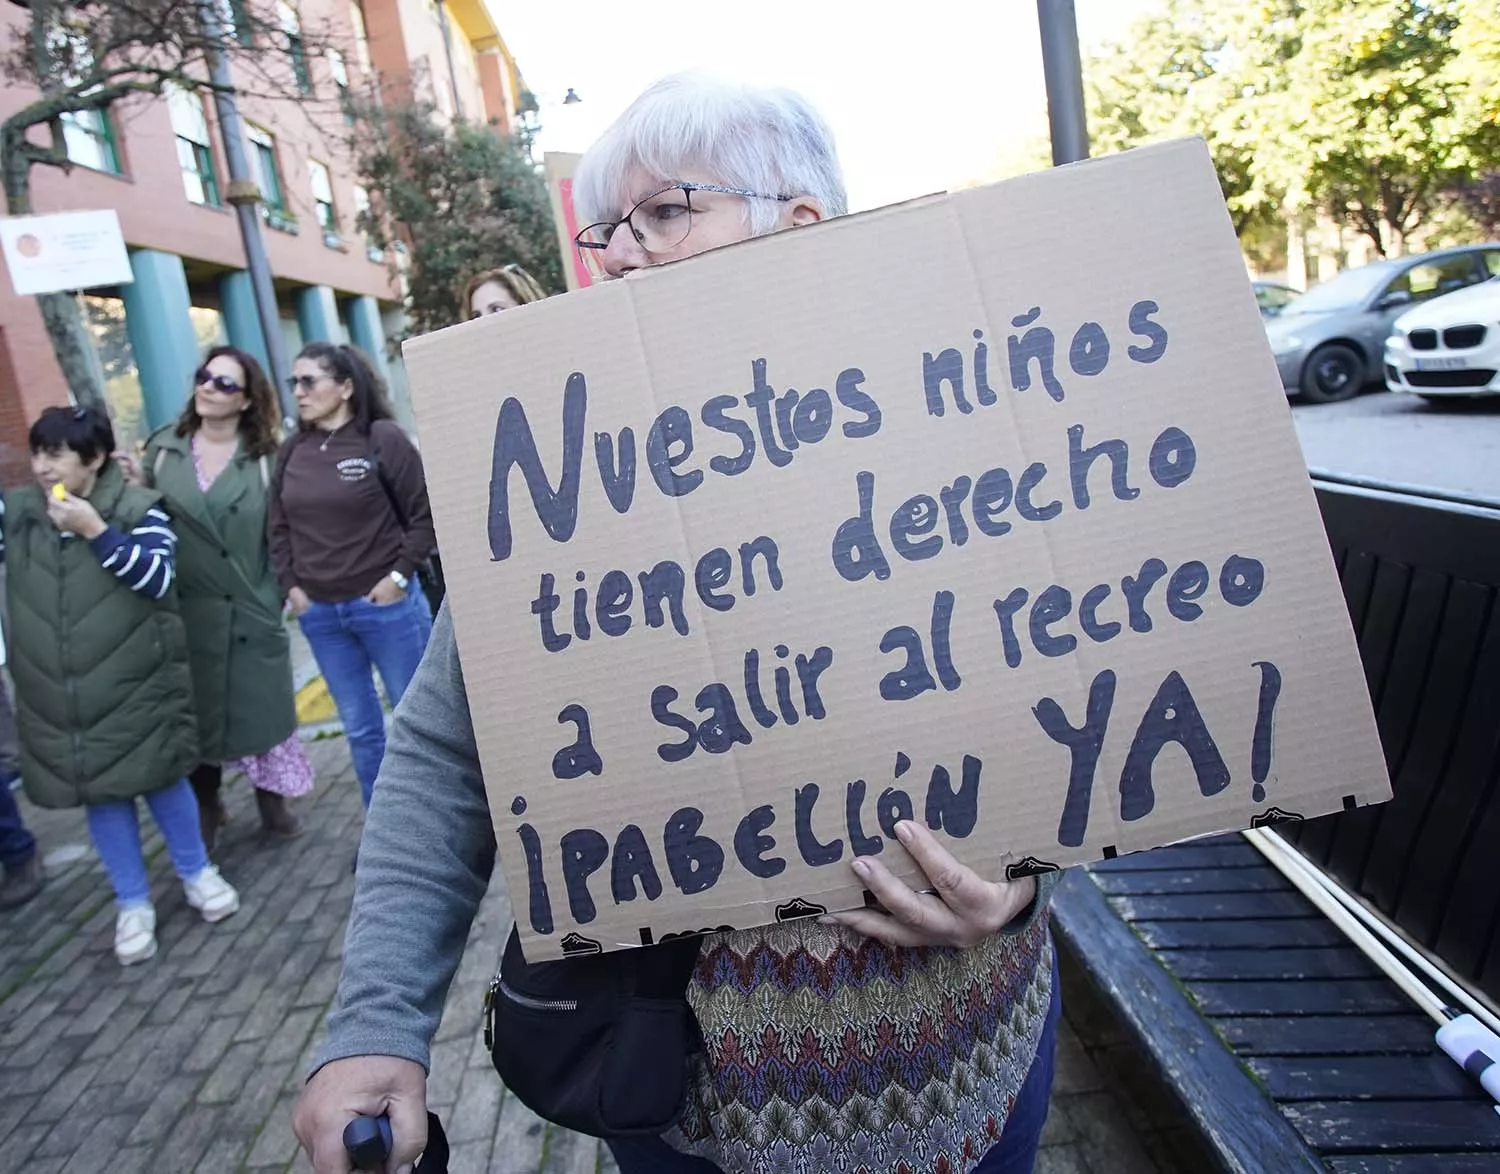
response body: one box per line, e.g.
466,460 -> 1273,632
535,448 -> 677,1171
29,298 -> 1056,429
1282,475 -> 1500,1003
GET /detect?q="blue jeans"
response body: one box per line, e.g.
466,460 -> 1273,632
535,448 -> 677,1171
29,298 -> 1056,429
85,778 -> 209,907
606,949 -> 1062,1174
299,589 -> 432,806
0,771 -> 36,868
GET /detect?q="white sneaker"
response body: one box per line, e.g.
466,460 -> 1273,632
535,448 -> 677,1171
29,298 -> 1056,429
115,903 -> 157,966
184,866 -> 240,923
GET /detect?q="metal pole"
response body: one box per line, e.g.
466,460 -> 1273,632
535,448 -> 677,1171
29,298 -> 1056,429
1037,0 -> 1091,165
197,0 -> 296,425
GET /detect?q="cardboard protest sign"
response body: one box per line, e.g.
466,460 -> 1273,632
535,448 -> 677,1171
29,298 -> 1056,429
403,138 -> 1391,961
543,152 -> 593,292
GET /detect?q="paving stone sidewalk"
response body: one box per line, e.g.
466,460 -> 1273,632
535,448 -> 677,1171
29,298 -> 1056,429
0,730 -> 1172,1174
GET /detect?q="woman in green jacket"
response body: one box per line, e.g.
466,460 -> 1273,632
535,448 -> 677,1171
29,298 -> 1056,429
142,346 -> 313,849
5,406 -> 239,966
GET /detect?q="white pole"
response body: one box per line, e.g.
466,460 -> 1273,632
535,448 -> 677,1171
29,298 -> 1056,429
1243,828 -> 1500,1037
1241,827 -> 1449,1023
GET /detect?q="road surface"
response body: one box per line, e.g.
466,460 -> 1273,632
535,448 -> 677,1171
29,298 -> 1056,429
1290,391 -> 1500,498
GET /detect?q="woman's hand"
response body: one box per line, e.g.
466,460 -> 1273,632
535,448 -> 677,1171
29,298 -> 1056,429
114,450 -> 144,486
366,575 -> 406,607
821,821 -> 1037,949
286,586 -> 312,617
46,491 -> 107,540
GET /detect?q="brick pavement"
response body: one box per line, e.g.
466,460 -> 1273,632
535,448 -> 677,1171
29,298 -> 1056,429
0,730 -> 1171,1174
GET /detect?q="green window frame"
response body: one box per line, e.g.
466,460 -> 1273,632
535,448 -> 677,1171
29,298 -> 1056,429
309,159 -> 339,245
168,86 -> 220,207
279,2 -> 311,94
216,0 -> 254,45
327,48 -> 353,122
60,107 -> 121,174
247,124 -> 294,232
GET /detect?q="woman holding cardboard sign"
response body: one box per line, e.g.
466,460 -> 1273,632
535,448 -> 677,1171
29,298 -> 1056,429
294,75 -> 1057,1174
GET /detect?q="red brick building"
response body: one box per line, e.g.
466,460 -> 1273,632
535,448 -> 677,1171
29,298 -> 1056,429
0,0 -> 527,484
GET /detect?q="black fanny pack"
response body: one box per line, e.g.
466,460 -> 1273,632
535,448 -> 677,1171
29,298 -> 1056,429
484,924 -> 703,1138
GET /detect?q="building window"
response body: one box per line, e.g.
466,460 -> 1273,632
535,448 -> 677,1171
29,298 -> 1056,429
60,107 -> 122,174
247,124 -> 294,232
352,184 -> 383,262
168,86 -> 220,207
327,48 -> 352,120
216,0 -> 253,45
278,2 -> 311,94
349,1 -> 373,74
309,160 -> 339,246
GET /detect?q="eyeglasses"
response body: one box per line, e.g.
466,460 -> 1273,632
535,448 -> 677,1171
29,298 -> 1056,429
574,182 -> 793,274
194,367 -> 244,396
286,374 -> 325,393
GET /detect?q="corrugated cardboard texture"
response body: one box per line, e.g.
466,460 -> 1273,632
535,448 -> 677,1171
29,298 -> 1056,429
404,138 -> 1391,961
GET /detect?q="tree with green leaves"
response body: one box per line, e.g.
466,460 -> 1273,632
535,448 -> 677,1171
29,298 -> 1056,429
0,0 -> 336,410
1085,0 -> 1297,245
1256,0 -> 1470,256
352,97 -> 563,339
1443,0 -> 1500,234
1085,0 -> 1498,258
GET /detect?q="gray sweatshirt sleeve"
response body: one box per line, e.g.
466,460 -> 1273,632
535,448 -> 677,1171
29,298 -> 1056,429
310,600 -> 497,1075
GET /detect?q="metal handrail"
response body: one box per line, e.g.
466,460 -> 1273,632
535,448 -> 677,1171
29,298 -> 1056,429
1307,466 -> 1500,513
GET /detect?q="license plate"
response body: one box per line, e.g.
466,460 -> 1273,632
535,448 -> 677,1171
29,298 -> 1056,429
1414,357 -> 1468,371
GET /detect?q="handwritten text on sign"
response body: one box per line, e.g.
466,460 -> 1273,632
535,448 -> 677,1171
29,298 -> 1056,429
404,139 -> 1389,959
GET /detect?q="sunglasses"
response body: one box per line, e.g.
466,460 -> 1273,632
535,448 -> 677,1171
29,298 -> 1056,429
194,367 -> 245,396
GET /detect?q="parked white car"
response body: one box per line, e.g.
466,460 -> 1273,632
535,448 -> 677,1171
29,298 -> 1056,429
1385,276 -> 1500,400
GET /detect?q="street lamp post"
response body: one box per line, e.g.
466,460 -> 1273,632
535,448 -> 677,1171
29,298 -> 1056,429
196,0 -> 295,423
1036,0 -> 1091,166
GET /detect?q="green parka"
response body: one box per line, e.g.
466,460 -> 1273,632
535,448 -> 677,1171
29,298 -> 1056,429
143,427 -> 298,762
4,462 -> 199,808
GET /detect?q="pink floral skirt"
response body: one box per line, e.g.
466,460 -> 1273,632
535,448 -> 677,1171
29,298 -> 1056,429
228,734 -> 315,797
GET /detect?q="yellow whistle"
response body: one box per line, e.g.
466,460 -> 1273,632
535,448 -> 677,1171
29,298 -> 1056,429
51,483 -> 67,501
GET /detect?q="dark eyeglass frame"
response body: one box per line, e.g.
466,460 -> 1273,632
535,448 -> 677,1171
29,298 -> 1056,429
574,182 -> 794,256
286,373 -> 327,393
194,367 -> 245,396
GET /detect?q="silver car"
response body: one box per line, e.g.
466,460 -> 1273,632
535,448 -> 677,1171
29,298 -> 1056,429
1264,244 -> 1500,402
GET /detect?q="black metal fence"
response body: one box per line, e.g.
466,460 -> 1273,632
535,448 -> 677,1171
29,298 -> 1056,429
1281,470 -> 1500,1004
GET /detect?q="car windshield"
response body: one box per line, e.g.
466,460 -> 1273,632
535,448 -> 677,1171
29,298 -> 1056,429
1281,266 -> 1391,314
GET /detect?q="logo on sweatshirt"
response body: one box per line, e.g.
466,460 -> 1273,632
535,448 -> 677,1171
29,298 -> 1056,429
336,457 -> 374,483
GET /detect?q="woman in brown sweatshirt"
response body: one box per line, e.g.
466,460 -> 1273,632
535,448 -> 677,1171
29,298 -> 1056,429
268,342 -> 436,808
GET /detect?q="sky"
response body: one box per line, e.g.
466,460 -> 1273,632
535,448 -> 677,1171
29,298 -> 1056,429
496,0 -> 1157,213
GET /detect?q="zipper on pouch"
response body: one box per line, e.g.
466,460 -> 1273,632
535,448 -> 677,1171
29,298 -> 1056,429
500,978 -> 579,1013
484,975 -> 579,1048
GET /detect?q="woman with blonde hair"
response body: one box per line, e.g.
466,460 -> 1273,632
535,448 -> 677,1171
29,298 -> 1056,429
461,263 -> 549,319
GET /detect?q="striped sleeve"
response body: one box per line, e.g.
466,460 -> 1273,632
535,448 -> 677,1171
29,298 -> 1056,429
87,505 -> 177,599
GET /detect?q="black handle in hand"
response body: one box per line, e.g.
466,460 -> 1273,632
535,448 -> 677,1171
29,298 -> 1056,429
343,1114 -> 392,1169
341,1111 -> 450,1173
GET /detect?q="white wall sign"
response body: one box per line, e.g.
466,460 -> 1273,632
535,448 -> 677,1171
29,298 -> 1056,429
0,209 -> 133,297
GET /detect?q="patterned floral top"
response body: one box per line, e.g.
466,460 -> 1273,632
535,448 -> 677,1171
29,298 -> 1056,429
670,884 -> 1057,1174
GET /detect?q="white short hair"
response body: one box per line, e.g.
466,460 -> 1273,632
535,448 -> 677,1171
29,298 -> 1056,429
573,73 -> 848,236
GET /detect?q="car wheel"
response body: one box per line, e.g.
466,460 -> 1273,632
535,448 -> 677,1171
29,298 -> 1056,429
1299,344 -> 1365,403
